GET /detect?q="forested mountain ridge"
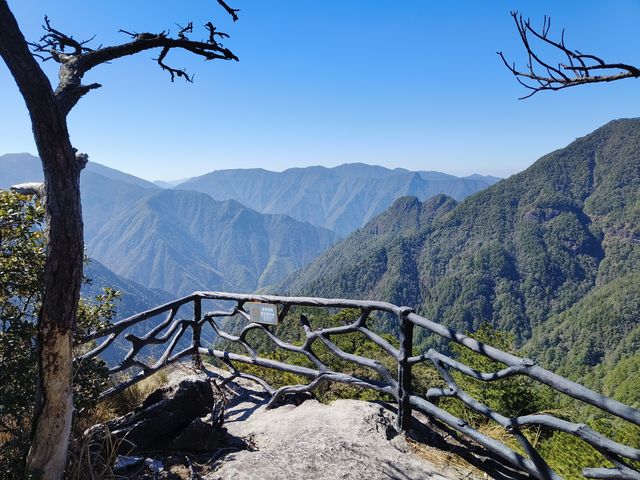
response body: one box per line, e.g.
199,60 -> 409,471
176,163 -> 499,236
277,118 -> 640,392
276,194 -> 458,309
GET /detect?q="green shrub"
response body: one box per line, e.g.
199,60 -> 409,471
0,191 -> 116,479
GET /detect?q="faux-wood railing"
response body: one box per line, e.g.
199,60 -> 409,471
79,292 -> 640,480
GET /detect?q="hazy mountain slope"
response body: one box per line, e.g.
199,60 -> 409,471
419,171 -> 501,200
81,171 -> 157,239
81,259 -> 189,365
82,258 -> 174,320
279,119 -> 640,359
82,162 -> 158,189
87,189 -> 339,296
153,178 -> 191,188
176,163 -> 499,236
1,154 -> 339,296
0,153 -> 158,190
0,154 -> 157,239
0,153 -> 45,187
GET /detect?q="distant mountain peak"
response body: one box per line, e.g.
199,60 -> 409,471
363,194 -> 457,236
176,162 -> 499,236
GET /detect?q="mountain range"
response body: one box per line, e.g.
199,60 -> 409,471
276,118 -> 640,399
3,118 -> 640,405
175,164 -> 500,236
87,188 -> 339,294
0,154 -> 338,296
0,154 -> 497,297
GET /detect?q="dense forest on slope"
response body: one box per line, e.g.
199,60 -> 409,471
274,194 -> 458,309
278,119 -> 640,402
177,163 -> 499,236
524,270 -> 640,404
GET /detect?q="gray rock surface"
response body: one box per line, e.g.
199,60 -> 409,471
203,369 -> 473,480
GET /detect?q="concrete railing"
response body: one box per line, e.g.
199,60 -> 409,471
79,292 -> 640,480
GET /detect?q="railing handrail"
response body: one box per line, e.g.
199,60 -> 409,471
78,291 -> 640,480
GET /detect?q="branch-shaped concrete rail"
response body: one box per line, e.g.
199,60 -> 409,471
78,291 -> 640,480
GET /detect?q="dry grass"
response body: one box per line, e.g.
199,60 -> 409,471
0,430 -> 13,445
67,367 -> 172,479
75,401 -> 120,435
67,425 -> 126,480
109,368 -> 170,416
407,435 -> 485,479
73,369 -> 171,433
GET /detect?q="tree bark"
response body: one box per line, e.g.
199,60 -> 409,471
0,2 -> 84,478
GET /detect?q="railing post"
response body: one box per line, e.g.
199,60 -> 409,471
396,307 -> 414,432
193,296 -> 203,370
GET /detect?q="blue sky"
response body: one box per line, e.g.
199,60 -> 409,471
1,1 -> 640,180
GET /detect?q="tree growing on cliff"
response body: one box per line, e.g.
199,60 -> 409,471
0,2 -> 239,477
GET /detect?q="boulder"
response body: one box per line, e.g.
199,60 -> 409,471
88,376 -> 225,454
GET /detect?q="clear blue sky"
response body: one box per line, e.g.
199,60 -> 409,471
1,1 -> 640,180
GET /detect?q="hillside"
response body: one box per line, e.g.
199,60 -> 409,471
0,154 -> 339,296
82,258 -> 173,320
277,119 -> 640,393
0,153 -> 159,190
276,194 -> 457,309
0,154 -> 159,240
523,270 -> 640,404
88,189 -> 339,294
176,163 -> 499,236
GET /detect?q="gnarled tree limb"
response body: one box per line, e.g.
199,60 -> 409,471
498,11 -> 640,99
29,13 -> 239,115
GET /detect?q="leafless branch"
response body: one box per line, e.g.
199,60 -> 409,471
498,11 -> 640,99
38,15 -> 95,57
204,21 -> 230,45
156,46 -> 193,82
28,3 -> 240,116
176,22 -> 193,39
217,0 -> 240,22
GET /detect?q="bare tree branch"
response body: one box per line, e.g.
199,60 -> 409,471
29,7 -> 239,116
156,46 -> 193,82
217,0 -> 240,22
498,11 -> 640,99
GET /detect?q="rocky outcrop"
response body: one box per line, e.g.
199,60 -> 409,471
94,367 -> 487,479
89,375 -> 225,455
209,399 -> 463,480
203,370 -> 478,480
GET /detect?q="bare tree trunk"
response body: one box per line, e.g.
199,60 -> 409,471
27,157 -> 84,479
0,3 -> 84,478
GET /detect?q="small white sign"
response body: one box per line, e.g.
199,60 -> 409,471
246,302 -> 279,325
